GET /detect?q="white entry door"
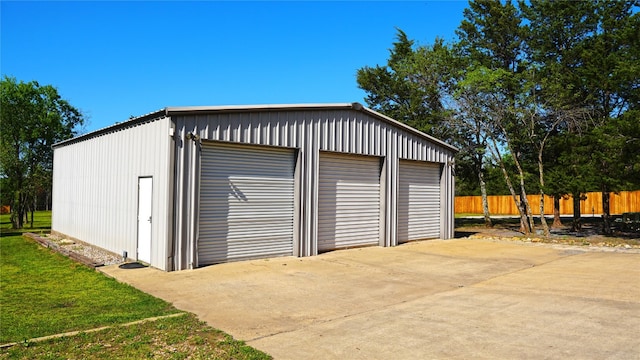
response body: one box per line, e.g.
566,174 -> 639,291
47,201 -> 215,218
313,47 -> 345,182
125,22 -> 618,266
137,177 -> 153,263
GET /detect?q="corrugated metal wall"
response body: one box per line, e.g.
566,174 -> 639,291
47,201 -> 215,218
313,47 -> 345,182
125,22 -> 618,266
172,108 -> 456,269
52,116 -> 173,270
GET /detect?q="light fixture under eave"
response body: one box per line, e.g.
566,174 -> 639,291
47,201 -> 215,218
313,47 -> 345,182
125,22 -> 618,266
186,132 -> 200,141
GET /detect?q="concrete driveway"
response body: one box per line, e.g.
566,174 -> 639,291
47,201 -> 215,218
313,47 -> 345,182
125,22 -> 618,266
100,239 -> 640,359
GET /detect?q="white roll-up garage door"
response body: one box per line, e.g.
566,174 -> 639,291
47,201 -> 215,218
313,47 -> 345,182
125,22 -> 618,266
398,160 -> 441,243
318,152 -> 381,251
198,142 -> 295,265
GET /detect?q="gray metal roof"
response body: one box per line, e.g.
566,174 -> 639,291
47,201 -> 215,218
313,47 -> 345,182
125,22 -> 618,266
54,103 -> 458,152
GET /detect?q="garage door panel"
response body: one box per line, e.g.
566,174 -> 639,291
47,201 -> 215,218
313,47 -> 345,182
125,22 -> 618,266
398,160 -> 440,243
318,152 -> 381,252
319,226 -> 379,237
198,142 -> 294,265
200,222 -> 293,232
322,220 -> 381,230
330,213 -> 380,222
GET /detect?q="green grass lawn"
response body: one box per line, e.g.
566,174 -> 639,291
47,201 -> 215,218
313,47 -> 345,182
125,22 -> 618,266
0,210 -> 52,237
1,234 -> 180,343
0,211 -> 271,359
1,312 -> 269,360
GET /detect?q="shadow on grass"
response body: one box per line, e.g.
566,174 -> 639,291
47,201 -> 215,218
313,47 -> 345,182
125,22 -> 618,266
1,211 -> 52,238
455,217 -> 524,232
0,228 -> 50,238
456,215 -> 640,240
0,230 -> 24,238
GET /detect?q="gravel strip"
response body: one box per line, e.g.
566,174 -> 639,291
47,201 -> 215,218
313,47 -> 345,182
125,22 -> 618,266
45,234 -> 124,266
467,233 -> 640,253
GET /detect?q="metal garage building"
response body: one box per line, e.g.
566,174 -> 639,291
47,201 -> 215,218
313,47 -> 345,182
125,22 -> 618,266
52,103 -> 457,271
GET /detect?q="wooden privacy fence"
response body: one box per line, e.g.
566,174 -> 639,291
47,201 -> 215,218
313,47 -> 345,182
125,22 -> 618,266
455,190 -> 640,216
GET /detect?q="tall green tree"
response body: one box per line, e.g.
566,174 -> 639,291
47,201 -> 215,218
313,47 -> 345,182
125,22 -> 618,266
456,0 -> 538,234
522,0 -> 595,231
356,28 -> 500,226
356,29 -> 451,139
356,0 -> 639,236
584,1 -> 639,233
0,76 -> 84,229
524,0 -> 640,233
450,87 -> 494,226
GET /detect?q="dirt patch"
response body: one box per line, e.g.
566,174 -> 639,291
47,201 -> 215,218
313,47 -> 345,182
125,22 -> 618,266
456,219 -> 640,252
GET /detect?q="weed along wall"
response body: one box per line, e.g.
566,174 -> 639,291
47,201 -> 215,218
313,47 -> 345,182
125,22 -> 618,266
52,103 -> 457,271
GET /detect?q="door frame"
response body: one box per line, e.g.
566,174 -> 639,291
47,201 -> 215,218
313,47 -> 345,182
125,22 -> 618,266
137,176 -> 153,263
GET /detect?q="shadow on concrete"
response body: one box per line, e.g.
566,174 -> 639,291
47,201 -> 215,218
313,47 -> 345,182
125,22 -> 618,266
119,262 -> 148,269
454,230 -> 479,238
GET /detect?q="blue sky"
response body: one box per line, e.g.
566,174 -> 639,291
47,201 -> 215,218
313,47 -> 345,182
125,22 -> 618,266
2,1 -> 468,132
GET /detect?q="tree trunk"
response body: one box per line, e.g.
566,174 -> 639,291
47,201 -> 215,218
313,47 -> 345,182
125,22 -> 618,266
503,175 -> 528,233
31,196 -> 35,228
518,193 -> 529,233
506,139 -> 533,234
572,193 -> 582,232
478,170 -> 492,227
11,190 -> 25,229
539,191 -> 550,236
602,190 -> 611,235
552,195 -> 563,228
489,140 -> 529,234
519,180 -> 535,234
538,153 -> 550,236
10,211 -> 19,229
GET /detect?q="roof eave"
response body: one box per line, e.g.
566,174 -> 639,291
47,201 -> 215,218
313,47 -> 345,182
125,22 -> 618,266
52,108 -> 168,148
165,103 -> 355,116
166,102 -> 458,152
53,102 -> 458,153
358,106 -> 459,153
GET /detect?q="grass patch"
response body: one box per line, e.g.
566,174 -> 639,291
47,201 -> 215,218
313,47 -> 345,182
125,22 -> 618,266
0,234 -> 179,343
454,213 -> 485,218
1,211 -> 272,358
0,211 -> 51,237
0,313 -> 271,360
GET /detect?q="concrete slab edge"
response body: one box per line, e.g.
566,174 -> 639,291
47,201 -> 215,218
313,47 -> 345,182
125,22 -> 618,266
0,312 -> 187,349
